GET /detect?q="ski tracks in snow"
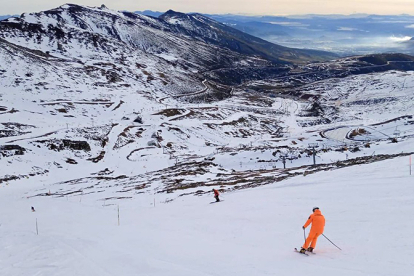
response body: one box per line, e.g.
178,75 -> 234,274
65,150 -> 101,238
0,232 -> 112,276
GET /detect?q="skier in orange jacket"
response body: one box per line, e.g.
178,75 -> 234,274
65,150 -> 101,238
212,189 -> 220,202
300,207 -> 325,253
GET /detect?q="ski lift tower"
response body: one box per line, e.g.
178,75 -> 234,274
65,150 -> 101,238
393,129 -> 401,138
392,128 -> 401,143
308,143 -> 319,165
281,154 -> 288,169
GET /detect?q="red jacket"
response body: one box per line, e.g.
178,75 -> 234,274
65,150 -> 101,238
213,189 -> 219,196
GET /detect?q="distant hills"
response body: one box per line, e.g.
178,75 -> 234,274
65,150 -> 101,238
135,10 -> 163,18
133,11 -> 414,56
204,14 -> 414,56
0,15 -> 16,21
158,10 -> 337,63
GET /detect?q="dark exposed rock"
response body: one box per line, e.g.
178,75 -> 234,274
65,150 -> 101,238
0,145 -> 26,157
134,116 -> 143,124
88,151 -> 105,163
34,139 -> 91,152
66,158 -> 78,164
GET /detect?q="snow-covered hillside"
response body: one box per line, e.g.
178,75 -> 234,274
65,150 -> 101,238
0,4 -> 265,71
0,3 -> 413,197
1,152 -> 413,276
2,65 -> 413,201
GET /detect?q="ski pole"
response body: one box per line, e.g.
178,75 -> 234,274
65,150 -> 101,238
322,233 -> 342,250
303,228 -> 306,242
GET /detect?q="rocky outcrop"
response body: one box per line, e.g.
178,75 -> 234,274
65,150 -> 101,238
34,139 -> 91,152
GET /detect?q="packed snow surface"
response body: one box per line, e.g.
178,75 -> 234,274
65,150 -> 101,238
1,156 -> 413,276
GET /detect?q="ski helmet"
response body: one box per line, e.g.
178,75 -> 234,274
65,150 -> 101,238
312,207 -> 319,212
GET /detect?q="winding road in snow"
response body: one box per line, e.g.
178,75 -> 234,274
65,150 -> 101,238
158,79 -> 209,104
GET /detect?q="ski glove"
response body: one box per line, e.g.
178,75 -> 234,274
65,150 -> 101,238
302,226 -> 305,230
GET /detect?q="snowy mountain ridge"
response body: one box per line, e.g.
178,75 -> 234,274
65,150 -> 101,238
159,10 -> 339,63
0,4 -> 413,204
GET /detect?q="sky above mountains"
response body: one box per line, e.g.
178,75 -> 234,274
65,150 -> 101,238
2,0 -> 414,15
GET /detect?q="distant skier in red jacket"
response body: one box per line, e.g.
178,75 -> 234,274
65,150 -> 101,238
212,189 -> 220,202
300,207 -> 325,253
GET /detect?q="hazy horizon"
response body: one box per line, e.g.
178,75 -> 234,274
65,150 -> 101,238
2,0 -> 414,16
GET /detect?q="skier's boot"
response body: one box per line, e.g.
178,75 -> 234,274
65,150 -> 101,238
307,247 -> 314,253
299,247 -> 306,254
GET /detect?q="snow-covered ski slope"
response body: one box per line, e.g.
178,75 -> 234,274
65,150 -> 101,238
1,4 -> 414,275
1,155 -> 413,276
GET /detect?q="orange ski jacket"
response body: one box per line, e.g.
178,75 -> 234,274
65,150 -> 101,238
303,209 -> 325,233
213,189 -> 219,196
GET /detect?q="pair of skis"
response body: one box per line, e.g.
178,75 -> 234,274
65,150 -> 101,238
209,200 -> 224,204
294,248 -> 315,256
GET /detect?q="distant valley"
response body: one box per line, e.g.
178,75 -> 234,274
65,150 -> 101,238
135,11 -> 414,56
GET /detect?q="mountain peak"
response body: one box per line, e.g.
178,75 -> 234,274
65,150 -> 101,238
159,10 -> 190,21
162,10 -> 184,16
160,10 -> 210,22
